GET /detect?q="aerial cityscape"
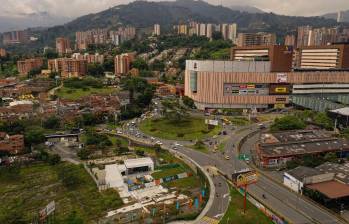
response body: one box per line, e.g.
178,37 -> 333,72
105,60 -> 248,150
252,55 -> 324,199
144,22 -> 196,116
1,0 -> 349,223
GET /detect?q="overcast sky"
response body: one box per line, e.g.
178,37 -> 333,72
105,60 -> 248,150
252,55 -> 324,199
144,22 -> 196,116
1,0 -> 349,18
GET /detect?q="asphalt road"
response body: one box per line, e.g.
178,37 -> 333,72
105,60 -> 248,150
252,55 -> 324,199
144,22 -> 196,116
120,102 -> 346,224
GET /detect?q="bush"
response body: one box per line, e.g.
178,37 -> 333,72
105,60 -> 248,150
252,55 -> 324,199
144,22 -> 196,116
57,165 -> 83,189
177,133 -> 185,138
48,154 -> 61,165
270,115 -> 306,131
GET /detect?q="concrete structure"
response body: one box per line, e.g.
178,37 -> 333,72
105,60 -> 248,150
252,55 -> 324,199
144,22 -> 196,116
153,24 -> 161,36
297,26 -> 313,47
283,166 -> 334,193
17,58 -> 43,76
0,48 -> 7,57
48,58 -> 87,78
256,130 -> 349,168
2,30 -> 28,45
105,164 -> 126,188
316,162 -> 349,185
114,53 -> 135,76
124,157 -> 154,175
56,37 -> 71,55
284,35 -> 296,47
72,53 -> 104,64
236,33 -> 276,47
296,44 -> 349,70
185,44 -> 349,110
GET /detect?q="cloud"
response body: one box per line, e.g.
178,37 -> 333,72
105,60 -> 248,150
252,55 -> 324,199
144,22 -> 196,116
1,0 -> 348,18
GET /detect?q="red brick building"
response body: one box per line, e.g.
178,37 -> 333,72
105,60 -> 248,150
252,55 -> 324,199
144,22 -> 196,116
56,37 -> 71,55
48,58 -> 87,79
0,132 -> 25,155
17,58 -> 44,76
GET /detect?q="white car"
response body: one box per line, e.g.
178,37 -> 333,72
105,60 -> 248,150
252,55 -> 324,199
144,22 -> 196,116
155,141 -> 163,145
174,142 -> 183,147
117,131 -> 123,134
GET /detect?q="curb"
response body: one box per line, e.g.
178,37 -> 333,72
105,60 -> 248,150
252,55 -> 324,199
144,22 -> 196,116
114,133 -> 216,224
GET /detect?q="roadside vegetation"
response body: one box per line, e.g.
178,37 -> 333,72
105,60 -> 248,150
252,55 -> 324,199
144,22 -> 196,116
140,117 -> 221,141
220,186 -> 273,224
0,163 -> 122,223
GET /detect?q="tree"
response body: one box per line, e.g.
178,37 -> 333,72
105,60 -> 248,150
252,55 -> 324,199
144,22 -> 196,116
28,67 -> 42,78
132,58 -> 149,70
182,96 -> 196,109
43,116 -> 61,129
87,63 -> 105,77
25,129 -> 45,146
48,154 -> 61,165
212,31 -> 223,40
313,112 -> 333,130
64,211 -> 83,224
324,152 -> 338,163
270,115 -> 306,131
58,165 -> 82,189
162,99 -> 189,122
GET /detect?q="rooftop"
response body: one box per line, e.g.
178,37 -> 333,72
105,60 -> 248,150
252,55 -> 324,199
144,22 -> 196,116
286,166 -> 324,180
124,157 -> 153,169
259,130 -> 349,158
307,181 -> 349,199
316,162 -> 349,185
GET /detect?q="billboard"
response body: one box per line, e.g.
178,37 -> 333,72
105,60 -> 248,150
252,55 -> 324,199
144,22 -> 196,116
205,119 -> 219,126
276,73 -> 287,83
232,170 -> 258,187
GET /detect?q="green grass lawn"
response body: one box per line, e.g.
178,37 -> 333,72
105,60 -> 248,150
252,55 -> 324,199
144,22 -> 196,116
56,87 -> 118,100
152,166 -> 187,179
163,176 -> 201,190
0,163 -> 122,223
219,187 -> 273,224
139,117 -> 221,141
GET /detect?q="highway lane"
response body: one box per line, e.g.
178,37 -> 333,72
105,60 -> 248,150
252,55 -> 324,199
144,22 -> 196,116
122,117 -> 346,224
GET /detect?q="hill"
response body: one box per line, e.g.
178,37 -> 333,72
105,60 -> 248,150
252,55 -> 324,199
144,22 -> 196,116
322,10 -> 349,23
229,5 -> 264,14
1,0 -> 340,50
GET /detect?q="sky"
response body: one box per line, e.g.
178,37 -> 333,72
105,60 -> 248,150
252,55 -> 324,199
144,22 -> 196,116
1,0 -> 349,18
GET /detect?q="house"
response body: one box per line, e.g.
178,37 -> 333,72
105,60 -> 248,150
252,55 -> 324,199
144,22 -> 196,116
0,132 -> 25,155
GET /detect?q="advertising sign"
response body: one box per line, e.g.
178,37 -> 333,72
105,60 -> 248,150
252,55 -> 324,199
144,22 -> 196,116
276,73 -> 287,83
275,87 -> 287,93
205,119 -> 219,126
46,201 -> 56,216
236,170 -> 258,187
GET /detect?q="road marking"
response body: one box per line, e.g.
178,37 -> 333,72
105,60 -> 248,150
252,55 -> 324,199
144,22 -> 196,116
213,213 -> 224,218
199,216 -> 219,224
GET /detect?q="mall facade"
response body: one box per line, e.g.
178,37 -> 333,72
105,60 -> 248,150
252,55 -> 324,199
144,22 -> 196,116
184,45 -> 349,110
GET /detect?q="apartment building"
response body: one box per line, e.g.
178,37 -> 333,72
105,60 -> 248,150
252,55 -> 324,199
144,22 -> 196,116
284,35 -> 296,47
0,48 -> 7,57
2,30 -> 29,45
297,26 -> 312,48
17,58 -> 44,76
236,33 -> 276,47
48,58 -> 87,78
72,53 -> 104,64
56,37 -> 72,55
153,24 -> 161,36
114,53 -> 135,76
110,27 -> 136,46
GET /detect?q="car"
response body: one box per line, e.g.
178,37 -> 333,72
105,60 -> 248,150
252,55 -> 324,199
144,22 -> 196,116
173,146 -> 178,150
174,142 -> 183,147
117,131 -> 123,134
225,155 -> 230,160
155,141 -> 163,145
150,137 -> 155,141
222,131 -> 227,135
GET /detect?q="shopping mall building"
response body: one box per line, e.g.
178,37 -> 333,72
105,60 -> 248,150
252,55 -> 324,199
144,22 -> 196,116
184,45 -> 349,110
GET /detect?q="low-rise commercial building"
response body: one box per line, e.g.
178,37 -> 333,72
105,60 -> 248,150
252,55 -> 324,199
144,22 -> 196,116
283,166 -> 334,193
185,45 -> 349,110
256,130 -> 349,168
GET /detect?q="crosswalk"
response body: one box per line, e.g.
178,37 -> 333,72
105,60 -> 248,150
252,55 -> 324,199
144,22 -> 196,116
198,216 -> 219,224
